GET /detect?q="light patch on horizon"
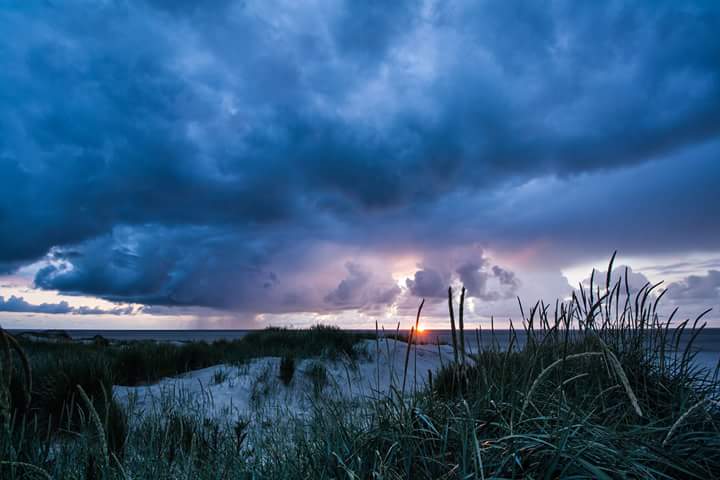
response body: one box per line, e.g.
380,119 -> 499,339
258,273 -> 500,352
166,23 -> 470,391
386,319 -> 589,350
0,311 -> 197,330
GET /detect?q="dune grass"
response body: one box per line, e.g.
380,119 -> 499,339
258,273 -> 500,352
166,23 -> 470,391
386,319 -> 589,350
1,256 -> 719,478
11,324 -> 374,387
279,355 -> 296,385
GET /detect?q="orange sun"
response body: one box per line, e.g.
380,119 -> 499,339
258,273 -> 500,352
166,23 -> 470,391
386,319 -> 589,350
416,324 -> 426,333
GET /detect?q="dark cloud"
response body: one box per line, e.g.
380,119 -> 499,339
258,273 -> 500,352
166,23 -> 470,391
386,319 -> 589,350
492,266 -> 520,289
0,295 -> 73,314
580,266 -> 652,294
645,259 -> 720,277
456,262 -> 520,301
456,263 -> 489,298
144,0 -> 235,15
666,270 -> 720,301
374,285 -> 403,306
333,0 -> 420,60
32,226 -> 284,310
0,1 -> 718,317
406,269 -> 447,299
325,263 -> 370,304
73,305 -> 136,315
30,225 -> 396,314
0,262 -> 23,275
324,262 -> 400,310
0,295 -> 133,315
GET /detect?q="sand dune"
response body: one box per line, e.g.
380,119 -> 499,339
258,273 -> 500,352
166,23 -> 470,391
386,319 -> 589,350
114,339 -> 457,419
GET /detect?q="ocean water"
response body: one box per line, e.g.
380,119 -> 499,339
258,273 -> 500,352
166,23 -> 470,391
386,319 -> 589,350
10,328 -> 720,371
421,329 -> 720,373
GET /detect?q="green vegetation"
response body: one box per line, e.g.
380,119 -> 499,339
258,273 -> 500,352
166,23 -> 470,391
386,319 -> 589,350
305,362 -> 328,398
211,368 -> 229,385
1,256 -> 719,478
0,325 -> 373,478
240,325 -> 374,360
11,324 -> 373,388
279,355 -> 296,385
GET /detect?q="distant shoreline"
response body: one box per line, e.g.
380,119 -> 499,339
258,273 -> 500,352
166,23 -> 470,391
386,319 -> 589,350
11,327 -> 719,372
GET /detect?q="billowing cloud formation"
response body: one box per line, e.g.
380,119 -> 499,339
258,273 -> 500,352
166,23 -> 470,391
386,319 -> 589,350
493,266 -> 520,290
666,270 -> 720,301
406,269 -> 448,299
325,263 -> 371,305
32,226 -> 397,314
325,262 -> 401,310
456,262 -> 520,301
403,255 -> 521,302
581,266 -> 653,294
0,295 -> 134,315
33,226 -> 287,310
0,295 -> 73,315
0,1 -> 718,321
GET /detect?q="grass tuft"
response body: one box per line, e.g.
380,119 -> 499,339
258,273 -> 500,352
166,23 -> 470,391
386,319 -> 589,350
279,355 -> 295,386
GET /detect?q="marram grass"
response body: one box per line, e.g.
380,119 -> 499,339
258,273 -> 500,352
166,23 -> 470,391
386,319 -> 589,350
1,256 -> 719,479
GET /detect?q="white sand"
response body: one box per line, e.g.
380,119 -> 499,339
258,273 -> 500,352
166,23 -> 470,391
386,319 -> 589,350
113,339 -> 458,420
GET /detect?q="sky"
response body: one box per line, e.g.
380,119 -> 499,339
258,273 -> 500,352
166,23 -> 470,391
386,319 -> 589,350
0,0 -> 719,330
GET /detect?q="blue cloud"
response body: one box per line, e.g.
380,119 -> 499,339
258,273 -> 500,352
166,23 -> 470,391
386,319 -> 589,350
0,295 -> 133,315
0,1 -> 718,313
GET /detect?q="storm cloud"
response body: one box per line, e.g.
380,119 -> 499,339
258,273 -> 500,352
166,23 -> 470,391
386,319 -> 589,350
0,295 -> 134,315
325,262 -> 401,310
406,269 -> 448,299
0,1 -> 719,321
666,270 -> 720,301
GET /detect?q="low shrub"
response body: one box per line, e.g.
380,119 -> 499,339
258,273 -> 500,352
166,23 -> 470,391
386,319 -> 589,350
30,351 -> 114,430
279,355 -> 295,385
241,325 -> 374,360
92,334 -> 110,347
212,368 -> 229,385
305,362 -> 328,398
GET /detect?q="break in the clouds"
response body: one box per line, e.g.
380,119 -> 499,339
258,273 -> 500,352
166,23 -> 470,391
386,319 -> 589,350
0,1 -> 719,326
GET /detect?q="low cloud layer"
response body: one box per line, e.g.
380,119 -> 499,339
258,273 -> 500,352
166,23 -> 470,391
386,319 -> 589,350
0,295 -> 135,316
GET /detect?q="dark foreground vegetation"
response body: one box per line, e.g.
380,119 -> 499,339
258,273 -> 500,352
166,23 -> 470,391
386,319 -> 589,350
15,324 -> 373,386
1,257 -> 719,478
